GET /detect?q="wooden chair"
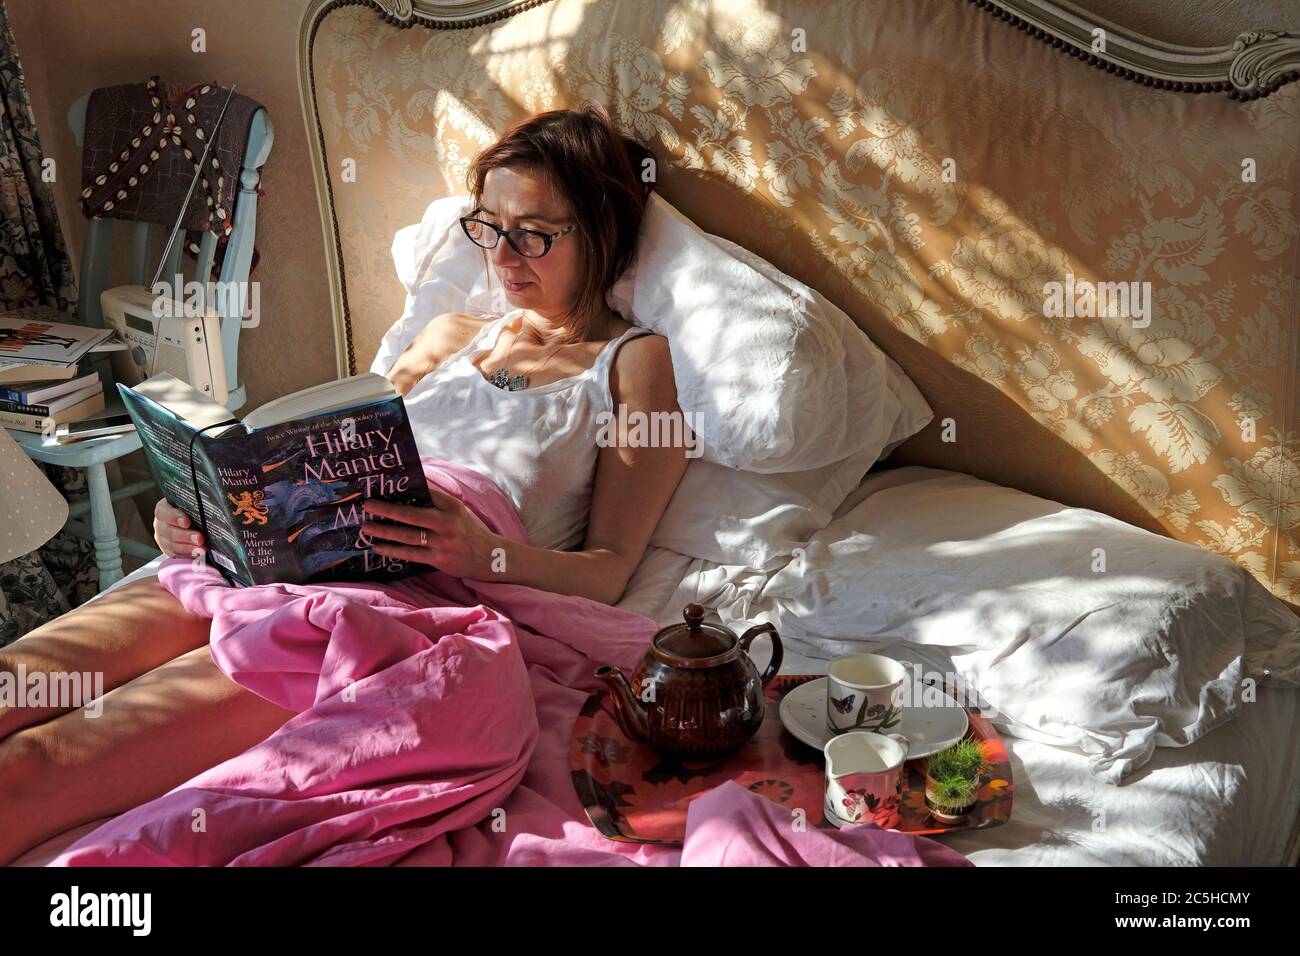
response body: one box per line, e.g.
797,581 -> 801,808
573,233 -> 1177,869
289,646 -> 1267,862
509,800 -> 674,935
6,90 -> 273,591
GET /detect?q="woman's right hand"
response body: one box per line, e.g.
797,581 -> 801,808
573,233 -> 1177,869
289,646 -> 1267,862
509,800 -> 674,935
153,498 -> 204,558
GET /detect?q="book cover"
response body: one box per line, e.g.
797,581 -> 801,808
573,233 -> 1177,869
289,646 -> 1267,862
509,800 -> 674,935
0,311 -> 113,367
119,383 -> 435,587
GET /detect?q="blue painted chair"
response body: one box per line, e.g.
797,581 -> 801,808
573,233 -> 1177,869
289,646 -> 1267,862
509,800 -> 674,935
6,90 -> 273,591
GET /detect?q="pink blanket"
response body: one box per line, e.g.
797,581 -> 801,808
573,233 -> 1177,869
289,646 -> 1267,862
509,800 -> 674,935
51,460 -> 971,867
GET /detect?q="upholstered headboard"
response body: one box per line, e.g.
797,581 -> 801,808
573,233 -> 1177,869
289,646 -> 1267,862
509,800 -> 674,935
296,0 -> 1300,608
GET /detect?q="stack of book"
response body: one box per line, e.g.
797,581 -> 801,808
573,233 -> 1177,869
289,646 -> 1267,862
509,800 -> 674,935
0,309 -> 116,434
0,370 -> 105,432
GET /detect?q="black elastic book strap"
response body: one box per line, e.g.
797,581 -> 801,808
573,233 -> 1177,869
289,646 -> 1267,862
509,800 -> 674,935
186,419 -> 243,588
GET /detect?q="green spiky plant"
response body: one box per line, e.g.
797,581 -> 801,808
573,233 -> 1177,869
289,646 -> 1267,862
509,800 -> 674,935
925,737 -> 988,812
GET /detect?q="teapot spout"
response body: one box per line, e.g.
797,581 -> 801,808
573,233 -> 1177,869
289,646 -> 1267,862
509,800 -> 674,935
595,665 -> 650,744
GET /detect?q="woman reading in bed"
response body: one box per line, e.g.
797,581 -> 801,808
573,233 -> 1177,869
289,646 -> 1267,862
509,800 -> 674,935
0,104 -> 688,864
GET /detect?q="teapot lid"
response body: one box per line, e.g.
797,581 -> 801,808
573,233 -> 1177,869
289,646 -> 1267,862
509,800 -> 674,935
653,604 -> 737,662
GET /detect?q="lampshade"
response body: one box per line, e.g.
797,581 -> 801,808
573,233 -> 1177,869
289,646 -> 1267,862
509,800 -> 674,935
0,428 -> 69,564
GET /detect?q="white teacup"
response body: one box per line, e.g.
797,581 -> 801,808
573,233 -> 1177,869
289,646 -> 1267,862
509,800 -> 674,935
823,731 -> 911,828
826,653 -> 907,736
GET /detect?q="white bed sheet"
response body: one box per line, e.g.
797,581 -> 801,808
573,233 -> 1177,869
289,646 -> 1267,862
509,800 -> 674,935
85,492 -> 1300,867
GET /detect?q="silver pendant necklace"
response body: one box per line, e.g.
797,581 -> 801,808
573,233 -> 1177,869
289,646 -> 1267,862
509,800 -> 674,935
487,367 -> 529,391
487,318 -> 561,391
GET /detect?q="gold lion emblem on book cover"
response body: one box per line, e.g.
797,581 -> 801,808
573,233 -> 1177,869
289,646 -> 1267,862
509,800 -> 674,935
228,490 -> 269,525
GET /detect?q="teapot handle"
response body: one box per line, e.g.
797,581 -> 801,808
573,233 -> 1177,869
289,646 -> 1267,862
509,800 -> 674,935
739,623 -> 783,688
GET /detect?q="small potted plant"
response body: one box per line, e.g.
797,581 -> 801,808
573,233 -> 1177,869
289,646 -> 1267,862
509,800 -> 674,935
924,737 -> 987,824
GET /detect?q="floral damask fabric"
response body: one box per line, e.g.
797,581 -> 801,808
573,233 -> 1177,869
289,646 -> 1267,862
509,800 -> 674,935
311,0 -> 1299,605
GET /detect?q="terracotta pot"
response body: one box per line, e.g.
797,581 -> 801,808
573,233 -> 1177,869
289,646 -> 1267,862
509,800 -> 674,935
924,775 -> 978,824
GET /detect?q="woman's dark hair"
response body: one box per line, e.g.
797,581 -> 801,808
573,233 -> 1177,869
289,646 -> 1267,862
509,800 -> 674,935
467,102 -> 655,338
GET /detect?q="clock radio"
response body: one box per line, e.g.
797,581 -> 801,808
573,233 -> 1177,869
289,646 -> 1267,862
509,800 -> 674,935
100,284 -> 228,406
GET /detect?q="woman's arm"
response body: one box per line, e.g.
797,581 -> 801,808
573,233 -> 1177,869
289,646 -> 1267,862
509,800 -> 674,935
363,334 -> 689,605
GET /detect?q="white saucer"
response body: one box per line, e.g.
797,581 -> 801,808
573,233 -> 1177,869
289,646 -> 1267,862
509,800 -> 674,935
779,677 -> 969,759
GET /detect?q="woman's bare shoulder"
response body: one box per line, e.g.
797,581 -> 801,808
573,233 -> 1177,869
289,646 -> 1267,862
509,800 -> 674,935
385,312 -> 490,395
609,330 -> 676,407
425,311 -> 491,350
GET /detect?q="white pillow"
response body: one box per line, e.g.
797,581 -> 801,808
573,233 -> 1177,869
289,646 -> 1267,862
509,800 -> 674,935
731,466 -> 1300,781
607,195 -> 931,473
377,196 -> 484,374
377,194 -> 932,567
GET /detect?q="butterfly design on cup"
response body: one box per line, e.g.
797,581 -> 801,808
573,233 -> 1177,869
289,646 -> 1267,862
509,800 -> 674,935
831,693 -> 856,715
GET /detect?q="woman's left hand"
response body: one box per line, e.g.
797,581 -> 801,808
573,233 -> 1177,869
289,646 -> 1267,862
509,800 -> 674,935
361,488 -> 505,580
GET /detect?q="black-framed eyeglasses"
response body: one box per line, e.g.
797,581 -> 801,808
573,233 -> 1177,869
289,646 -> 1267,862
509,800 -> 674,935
459,212 -> 575,258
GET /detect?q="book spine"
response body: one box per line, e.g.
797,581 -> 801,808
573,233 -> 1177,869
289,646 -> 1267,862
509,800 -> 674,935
0,392 -> 104,432
0,398 -> 54,415
116,384 -> 255,585
189,442 -> 260,587
0,409 -> 51,431
0,355 -> 75,369
0,373 -> 99,407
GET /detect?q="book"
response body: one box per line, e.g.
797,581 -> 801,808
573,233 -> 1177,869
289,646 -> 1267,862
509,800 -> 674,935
0,390 -> 106,433
0,370 -> 100,405
0,310 -> 114,367
0,381 -> 102,417
118,372 -> 435,587
0,360 -> 80,385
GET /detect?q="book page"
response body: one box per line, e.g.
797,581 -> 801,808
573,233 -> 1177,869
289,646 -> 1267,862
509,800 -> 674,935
242,372 -> 394,430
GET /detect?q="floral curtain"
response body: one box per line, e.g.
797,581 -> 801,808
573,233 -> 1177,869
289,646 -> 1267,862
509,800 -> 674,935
0,0 -> 93,646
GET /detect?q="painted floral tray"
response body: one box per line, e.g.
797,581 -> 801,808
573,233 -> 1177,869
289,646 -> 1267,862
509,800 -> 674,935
571,674 -> 1013,845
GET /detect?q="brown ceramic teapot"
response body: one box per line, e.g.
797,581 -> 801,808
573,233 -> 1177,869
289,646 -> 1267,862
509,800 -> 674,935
595,604 -> 783,759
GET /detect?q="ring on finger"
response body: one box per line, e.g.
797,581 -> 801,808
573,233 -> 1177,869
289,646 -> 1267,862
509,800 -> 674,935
419,529 -> 428,547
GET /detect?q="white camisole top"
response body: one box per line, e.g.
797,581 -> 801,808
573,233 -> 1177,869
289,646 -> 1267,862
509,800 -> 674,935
401,310 -> 654,551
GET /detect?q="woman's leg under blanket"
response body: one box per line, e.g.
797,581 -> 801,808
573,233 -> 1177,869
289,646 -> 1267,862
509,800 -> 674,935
0,575 -> 214,738
0,644 -> 295,864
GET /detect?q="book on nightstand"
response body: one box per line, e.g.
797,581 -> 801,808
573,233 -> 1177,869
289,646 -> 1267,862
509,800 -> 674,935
0,374 -> 105,433
117,372 -> 433,588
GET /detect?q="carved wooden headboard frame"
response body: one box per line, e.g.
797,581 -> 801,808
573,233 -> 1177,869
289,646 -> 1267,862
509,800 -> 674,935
296,0 -> 1300,378
974,0 -> 1300,99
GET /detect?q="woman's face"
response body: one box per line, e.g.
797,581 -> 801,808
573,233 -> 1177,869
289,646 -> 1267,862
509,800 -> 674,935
476,166 -> 584,324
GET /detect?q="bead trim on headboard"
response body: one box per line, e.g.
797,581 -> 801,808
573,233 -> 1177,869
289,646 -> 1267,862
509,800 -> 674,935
979,0 -> 1300,99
